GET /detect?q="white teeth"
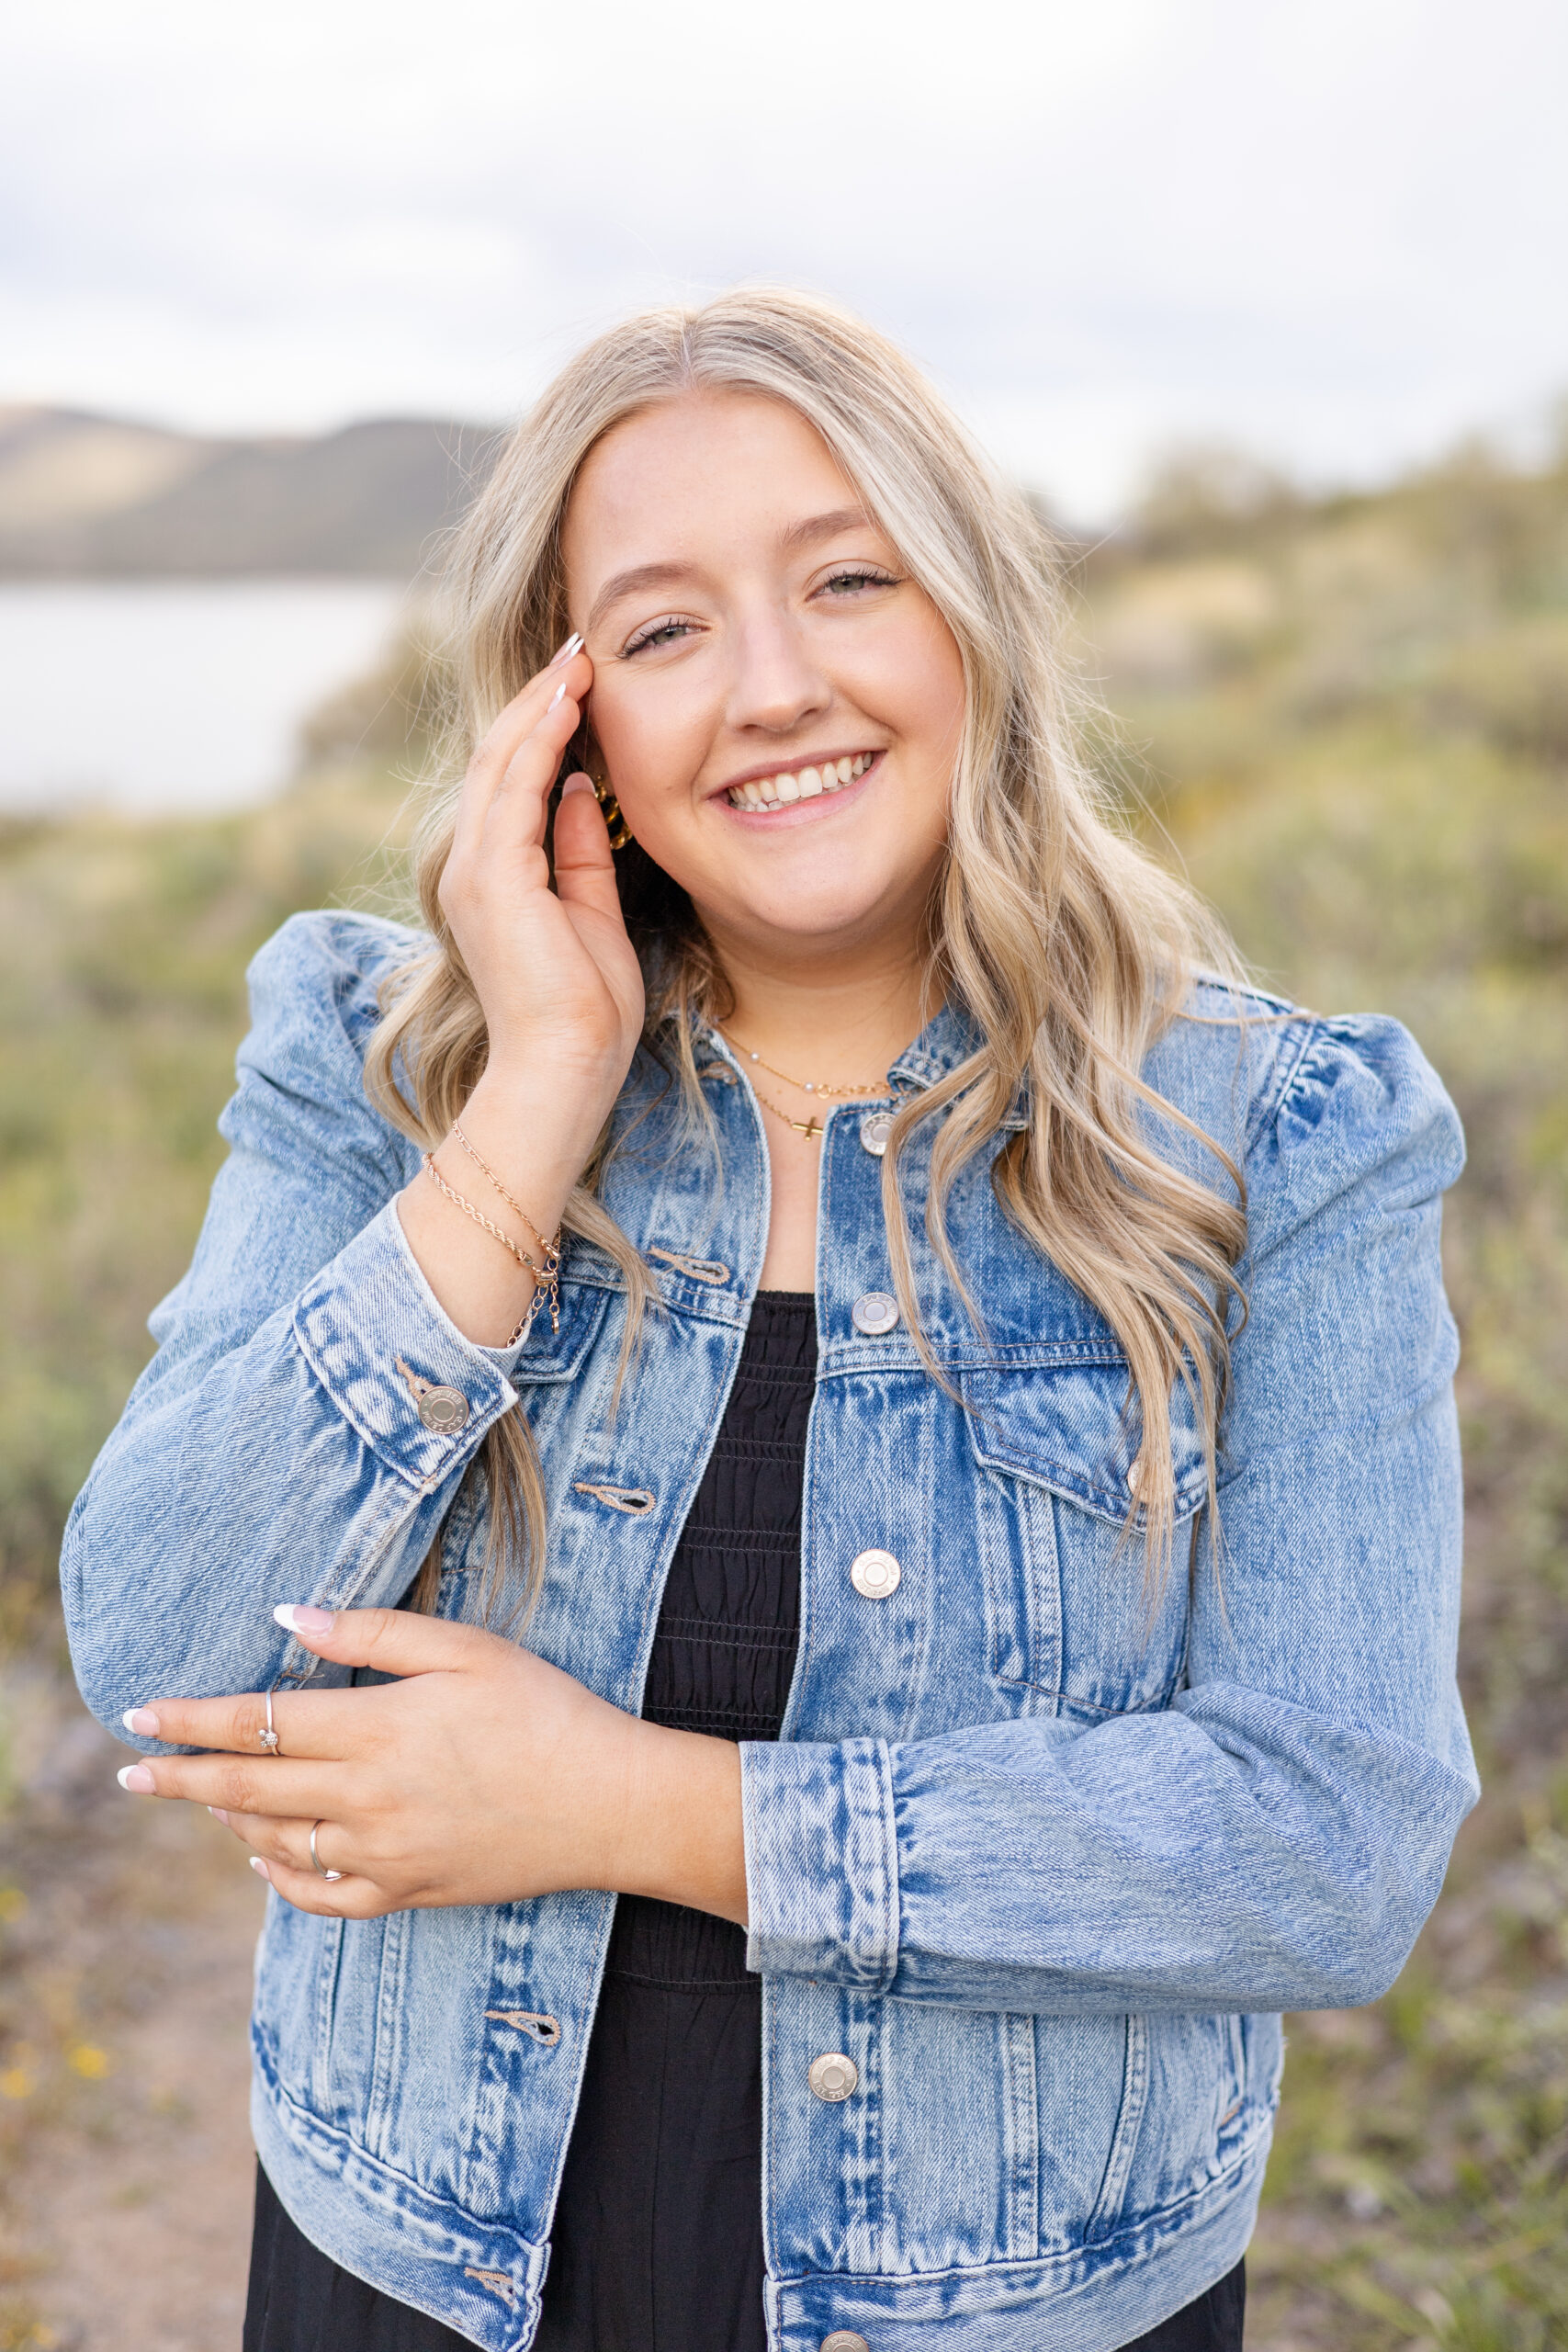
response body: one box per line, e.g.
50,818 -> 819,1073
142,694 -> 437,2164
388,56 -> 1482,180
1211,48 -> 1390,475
728,752 -> 876,809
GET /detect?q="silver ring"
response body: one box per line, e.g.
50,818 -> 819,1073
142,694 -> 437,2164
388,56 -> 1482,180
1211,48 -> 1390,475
258,1687 -> 280,1754
310,1821 -> 344,1883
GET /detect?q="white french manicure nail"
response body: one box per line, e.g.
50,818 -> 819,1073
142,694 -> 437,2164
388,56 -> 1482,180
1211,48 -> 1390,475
274,1601 -> 333,1634
548,682 -> 567,709
549,631 -> 583,667
250,1857 -> 271,1881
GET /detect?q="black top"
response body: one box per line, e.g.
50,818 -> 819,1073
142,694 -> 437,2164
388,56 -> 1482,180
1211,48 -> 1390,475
538,1289 -> 816,2352
243,1288 -> 1245,2352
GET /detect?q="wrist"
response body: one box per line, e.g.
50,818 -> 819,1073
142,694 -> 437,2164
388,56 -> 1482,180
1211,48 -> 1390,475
451,1069 -> 612,1227
463,1063 -> 620,1182
610,1719 -> 749,1926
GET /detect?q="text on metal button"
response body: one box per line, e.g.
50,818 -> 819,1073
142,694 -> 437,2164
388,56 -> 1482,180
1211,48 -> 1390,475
417,1385 -> 469,1434
821,2335 -> 872,2352
859,1109 -> 895,1158
850,1549 -> 901,1600
808,2052 -> 859,2103
851,1291 -> 899,1337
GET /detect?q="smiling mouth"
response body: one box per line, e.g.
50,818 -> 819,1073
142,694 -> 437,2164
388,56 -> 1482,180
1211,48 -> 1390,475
724,752 -> 877,811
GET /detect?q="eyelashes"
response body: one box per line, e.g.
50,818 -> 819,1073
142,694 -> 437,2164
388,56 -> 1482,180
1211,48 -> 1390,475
622,615 -> 697,657
619,568 -> 901,658
819,566 -> 899,594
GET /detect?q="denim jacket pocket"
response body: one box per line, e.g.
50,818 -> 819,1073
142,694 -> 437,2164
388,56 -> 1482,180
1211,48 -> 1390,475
958,1353 -> 1206,1715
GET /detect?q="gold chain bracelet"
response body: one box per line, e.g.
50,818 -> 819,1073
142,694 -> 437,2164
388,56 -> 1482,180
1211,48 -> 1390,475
420,1155 -> 562,1334
450,1122 -> 561,1270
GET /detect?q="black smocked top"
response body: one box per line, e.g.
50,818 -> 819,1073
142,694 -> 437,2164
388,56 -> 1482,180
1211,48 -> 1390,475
539,1291 -> 815,2352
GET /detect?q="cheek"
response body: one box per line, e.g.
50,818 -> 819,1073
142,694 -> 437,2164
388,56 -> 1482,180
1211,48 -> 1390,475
590,677 -> 705,809
856,609 -> 965,755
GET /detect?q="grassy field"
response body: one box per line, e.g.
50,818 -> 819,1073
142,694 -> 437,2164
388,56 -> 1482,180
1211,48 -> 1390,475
2,439 -> 1565,2347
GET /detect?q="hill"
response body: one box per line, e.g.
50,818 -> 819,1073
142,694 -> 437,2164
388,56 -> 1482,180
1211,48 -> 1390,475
0,407 -> 500,578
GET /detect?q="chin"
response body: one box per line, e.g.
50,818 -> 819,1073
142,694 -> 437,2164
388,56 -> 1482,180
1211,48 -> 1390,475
740,879 -> 911,941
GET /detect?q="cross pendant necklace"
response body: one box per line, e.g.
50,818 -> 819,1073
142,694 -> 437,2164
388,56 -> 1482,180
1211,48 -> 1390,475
750,1073 -> 828,1141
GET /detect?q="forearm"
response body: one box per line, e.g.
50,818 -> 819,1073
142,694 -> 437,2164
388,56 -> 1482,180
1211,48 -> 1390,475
741,1688 -> 1477,2015
67,1206 -> 519,1734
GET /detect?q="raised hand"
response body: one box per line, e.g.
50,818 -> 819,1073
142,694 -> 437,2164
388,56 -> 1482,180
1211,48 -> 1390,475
397,640 -> 647,1343
438,641 -> 643,1109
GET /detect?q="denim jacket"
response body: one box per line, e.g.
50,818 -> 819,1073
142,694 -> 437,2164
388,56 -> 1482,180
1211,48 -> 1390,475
64,910 -> 1476,2352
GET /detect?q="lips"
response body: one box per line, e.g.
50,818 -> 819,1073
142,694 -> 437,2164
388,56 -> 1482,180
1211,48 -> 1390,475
725,751 -> 875,810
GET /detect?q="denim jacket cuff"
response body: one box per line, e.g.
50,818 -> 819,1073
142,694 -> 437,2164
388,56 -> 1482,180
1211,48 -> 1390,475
739,1736 -> 899,1993
292,1200 -> 525,1490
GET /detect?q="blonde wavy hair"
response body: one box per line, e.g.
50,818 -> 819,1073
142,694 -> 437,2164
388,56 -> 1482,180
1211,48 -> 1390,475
365,287 -> 1248,1620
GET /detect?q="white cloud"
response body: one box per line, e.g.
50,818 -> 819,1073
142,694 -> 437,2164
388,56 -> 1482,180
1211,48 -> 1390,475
2,0 -> 1564,514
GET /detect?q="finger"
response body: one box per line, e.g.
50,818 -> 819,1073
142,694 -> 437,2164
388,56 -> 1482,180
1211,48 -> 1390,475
451,650 -> 591,865
444,673 -> 587,910
552,775 -> 624,924
216,1808 -> 350,1881
269,1601 -> 502,1681
209,1806 -> 307,1867
120,1684 -> 387,1762
116,1751 -> 339,1818
484,674 -> 591,851
247,1856 -> 388,1920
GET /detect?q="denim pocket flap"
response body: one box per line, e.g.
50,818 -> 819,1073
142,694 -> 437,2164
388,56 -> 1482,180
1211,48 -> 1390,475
958,1355 -> 1208,1527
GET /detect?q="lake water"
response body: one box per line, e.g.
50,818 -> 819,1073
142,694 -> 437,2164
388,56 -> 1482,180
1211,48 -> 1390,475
0,580 -> 408,816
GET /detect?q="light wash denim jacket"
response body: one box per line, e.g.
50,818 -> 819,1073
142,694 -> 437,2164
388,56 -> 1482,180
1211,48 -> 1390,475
65,910 -> 1476,2352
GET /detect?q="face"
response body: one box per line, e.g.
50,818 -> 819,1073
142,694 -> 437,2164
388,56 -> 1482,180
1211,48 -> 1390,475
559,390 -> 965,974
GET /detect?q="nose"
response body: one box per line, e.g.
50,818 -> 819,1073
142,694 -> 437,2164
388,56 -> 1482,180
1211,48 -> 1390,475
724,600 -> 831,740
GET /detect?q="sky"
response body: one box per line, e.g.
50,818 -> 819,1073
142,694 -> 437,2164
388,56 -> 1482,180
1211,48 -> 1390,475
4,0 -> 1566,519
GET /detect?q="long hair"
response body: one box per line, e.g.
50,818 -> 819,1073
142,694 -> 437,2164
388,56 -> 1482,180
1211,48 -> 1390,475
364,287 -> 1247,1621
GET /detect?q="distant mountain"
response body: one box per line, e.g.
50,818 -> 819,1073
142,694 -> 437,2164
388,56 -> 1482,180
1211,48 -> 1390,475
0,407 -> 501,579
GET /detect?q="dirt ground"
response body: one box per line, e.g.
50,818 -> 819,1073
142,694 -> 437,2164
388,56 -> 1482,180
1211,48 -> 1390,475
0,1675 -> 261,2352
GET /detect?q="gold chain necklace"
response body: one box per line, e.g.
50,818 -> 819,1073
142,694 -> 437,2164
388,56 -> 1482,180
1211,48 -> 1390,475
721,1031 -> 887,1101
750,1076 -> 829,1141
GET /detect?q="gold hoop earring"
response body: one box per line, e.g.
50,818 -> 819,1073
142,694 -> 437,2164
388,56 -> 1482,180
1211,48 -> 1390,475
592,773 -> 633,854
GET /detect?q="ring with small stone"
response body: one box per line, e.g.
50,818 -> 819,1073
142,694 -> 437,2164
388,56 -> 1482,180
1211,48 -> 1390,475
258,1687 -> 280,1754
310,1821 -> 344,1883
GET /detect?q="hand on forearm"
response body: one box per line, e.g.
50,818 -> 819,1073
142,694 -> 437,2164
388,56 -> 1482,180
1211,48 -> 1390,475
113,1605 -> 750,1928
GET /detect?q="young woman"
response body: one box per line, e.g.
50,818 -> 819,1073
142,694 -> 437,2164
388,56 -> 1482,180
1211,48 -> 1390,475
65,290 -> 1474,2352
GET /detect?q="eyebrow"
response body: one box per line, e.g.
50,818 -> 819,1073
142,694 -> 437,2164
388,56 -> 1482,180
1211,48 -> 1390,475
585,506 -> 876,639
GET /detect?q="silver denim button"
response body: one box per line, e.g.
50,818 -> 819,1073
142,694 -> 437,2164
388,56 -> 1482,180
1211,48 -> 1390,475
850,1548 -> 901,1600
808,2052 -> 859,2103
859,1108 -> 895,1158
416,1385 -> 469,1434
851,1291 -> 899,1336
821,2335 -> 872,2352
